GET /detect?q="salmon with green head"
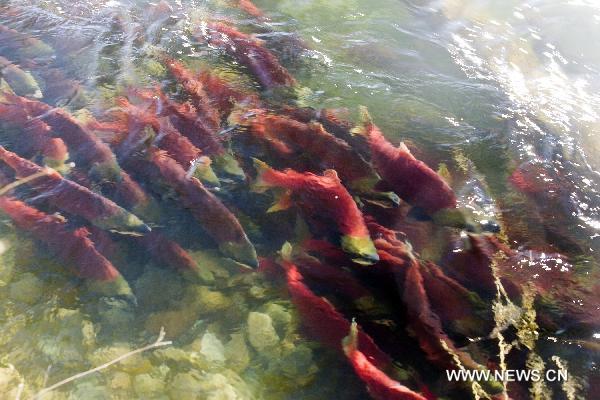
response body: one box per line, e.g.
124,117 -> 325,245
124,147 -> 257,267
342,320 -> 428,400
279,243 -> 390,369
254,160 -> 379,265
0,145 -> 150,235
354,106 -> 457,215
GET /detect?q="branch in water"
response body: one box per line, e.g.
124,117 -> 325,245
33,327 -> 172,399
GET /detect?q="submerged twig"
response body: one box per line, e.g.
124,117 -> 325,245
41,365 -> 52,388
14,382 -> 24,400
33,327 -> 172,399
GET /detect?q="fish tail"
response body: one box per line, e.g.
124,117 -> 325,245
227,105 -> 259,127
188,155 -> 220,186
350,105 -> 372,137
279,242 -> 293,262
342,319 -> 359,355
251,158 -> 275,193
266,189 -> 292,213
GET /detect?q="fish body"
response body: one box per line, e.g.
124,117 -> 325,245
205,22 -> 296,90
245,112 -> 380,191
0,56 -> 43,98
198,70 -> 261,119
125,148 -> 257,267
165,59 -> 221,131
0,25 -> 54,62
342,321 -> 428,400
0,197 -> 120,281
2,94 -> 149,210
294,250 -> 372,303
254,160 -> 379,265
235,0 -> 265,18
114,97 -> 204,169
163,96 -> 226,157
0,146 -> 149,234
138,231 -> 213,282
402,257 -> 481,372
283,259 -> 391,369
356,109 -> 456,214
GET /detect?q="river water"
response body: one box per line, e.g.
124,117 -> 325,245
0,0 -> 598,399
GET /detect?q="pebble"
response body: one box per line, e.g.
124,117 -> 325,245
246,312 -> 280,351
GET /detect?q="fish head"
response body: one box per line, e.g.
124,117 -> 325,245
341,235 -> 379,265
219,240 -> 259,269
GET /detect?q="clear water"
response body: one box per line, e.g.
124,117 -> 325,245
0,0 -> 598,399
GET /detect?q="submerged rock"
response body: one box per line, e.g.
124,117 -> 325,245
198,371 -> 253,400
109,371 -> 132,392
133,373 -> 166,398
0,366 -> 22,399
184,286 -> 232,315
67,378 -> 108,400
278,344 -> 318,381
262,302 -> 294,337
90,344 -> 153,374
168,371 -> 205,400
36,308 -> 95,366
9,272 -> 43,304
152,347 -> 191,367
145,308 -> 196,338
96,297 -> 135,337
0,237 -> 15,286
135,267 -> 185,310
199,332 -> 226,363
246,312 -> 280,352
224,333 -> 251,372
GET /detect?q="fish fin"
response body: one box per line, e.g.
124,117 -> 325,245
0,78 -> 15,99
342,319 -> 359,355
350,105 -> 372,137
323,169 -> 341,182
293,215 -> 311,243
437,163 -> 453,186
189,156 -> 220,186
251,158 -> 273,193
397,141 -> 412,154
279,242 -> 293,262
226,103 -> 249,126
267,189 -> 292,213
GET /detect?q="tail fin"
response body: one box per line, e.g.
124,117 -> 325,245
187,156 -> 220,185
251,158 -> 273,193
350,105 -> 372,137
342,319 -> 359,356
437,163 -> 453,186
227,106 -> 261,127
0,78 -> 15,100
280,242 -> 293,262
